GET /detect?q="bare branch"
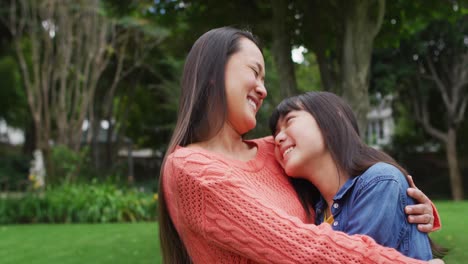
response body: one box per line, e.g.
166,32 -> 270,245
420,102 -> 448,143
425,55 -> 451,108
439,55 -> 452,90
4,0 -> 163,161
455,96 -> 467,125
452,53 -> 468,100
413,75 -> 447,142
103,39 -> 127,118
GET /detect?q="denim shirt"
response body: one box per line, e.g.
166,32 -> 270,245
315,162 -> 432,260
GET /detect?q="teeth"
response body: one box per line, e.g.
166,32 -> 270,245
248,98 -> 256,111
283,147 -> 294,157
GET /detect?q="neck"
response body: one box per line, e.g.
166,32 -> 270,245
303,153 -> 349,208
194,123 -> 254,161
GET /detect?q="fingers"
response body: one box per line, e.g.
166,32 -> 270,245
428,259 -> 445,264
406,175 -> 417,189
406,182 -> 436,233
405,203 -> 432,215
407,213 -> 433,225
417,223 -> 434,233
407,212 -> 434,233
407,188 -> 431,205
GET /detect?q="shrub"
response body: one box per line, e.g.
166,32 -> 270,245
0,182 -> 157,224
0,154 -> 31,191
51,145 -> 91,183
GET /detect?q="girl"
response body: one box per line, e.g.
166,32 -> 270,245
270,91 -> 443,260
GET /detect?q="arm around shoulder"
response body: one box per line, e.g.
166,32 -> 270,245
167,156 -> 428,264
405,186 -> 442,232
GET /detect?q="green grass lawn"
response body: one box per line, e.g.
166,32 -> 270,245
0,222 -> 161,264
0,201 -> 466,264
428,201 -> 468,264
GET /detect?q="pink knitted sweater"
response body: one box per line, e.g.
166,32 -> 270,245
163,137 -> 432,263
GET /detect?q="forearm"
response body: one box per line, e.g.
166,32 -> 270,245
187,178 -> 427,264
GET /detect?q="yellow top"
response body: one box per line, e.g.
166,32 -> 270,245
324,210 -> 334,224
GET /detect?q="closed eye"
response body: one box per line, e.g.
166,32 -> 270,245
251,67 -> 259,77
286,115 -> 295,124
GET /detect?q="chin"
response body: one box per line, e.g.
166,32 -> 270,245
243,119 -> 256,132
284,164 -> 301,178
284,167 -> 295,177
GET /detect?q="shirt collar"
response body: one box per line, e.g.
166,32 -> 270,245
334,176 -> 360,200
315,175 -> 360,211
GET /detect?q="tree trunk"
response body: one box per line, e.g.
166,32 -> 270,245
271,0 -> 297,98
42,145 -> 55,185
32,116 -> 56,185
22,119 -> 36,156
91,118 -> 101,170
341,0 -> 385,136
446,128 -> 463,200
315,48 -> 339,94
105,120 -> 114,172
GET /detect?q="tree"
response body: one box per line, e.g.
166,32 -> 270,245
0,55 -> 28,129
340,0 -> 385,134
371,1 -> 467,200
2,0 -> 129,182
128,0 -> 406,138
408,18 -> 467,200
87,2 -> 168,172
271,0 -> 298,98
297,0 -> 386,134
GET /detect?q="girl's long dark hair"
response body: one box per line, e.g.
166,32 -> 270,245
158,27 -> 261,264
269,91 -> 408,211
269,91 -> 447,258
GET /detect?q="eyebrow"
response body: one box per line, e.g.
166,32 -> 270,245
283,112 -> 294,120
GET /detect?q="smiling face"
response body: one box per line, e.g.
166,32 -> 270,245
224,38 -> 267,135
273,109 -> 328,178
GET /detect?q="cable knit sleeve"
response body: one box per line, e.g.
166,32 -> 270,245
166,154 -> 428,264
431,202 -> 441,231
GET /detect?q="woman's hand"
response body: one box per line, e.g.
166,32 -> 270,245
405,175 -> 435,233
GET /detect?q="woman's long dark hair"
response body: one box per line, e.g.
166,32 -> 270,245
269,91 -> 447,258
158,27 -> 261,264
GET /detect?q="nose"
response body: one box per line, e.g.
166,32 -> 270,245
255,82 -> 267,99
274,130 -> 285,145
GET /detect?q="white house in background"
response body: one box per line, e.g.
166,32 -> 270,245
0,119 -> 25,145
366,94 -> 395,148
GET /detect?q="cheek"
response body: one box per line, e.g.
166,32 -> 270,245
274,147 -> 284,168
313,130 -> 327,151
245,75 -> 258,89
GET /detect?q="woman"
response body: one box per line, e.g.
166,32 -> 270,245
159,27 -> 442,263
270,91 -> 443,260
